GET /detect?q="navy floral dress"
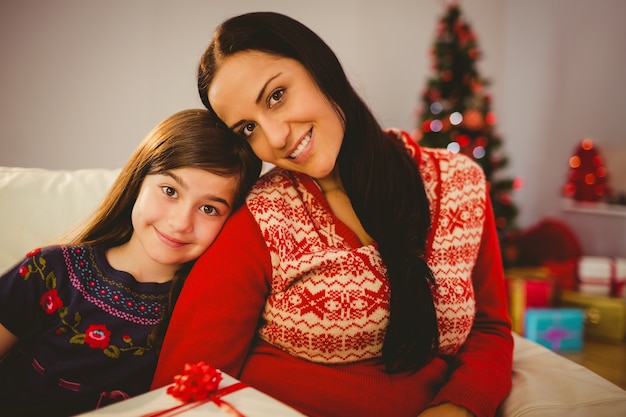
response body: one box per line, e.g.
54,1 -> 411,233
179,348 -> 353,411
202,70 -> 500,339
0,245 -> 170,416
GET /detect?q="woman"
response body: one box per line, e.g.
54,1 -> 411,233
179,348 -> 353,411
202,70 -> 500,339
0,109 -> 261,416
152,12 -> 513,417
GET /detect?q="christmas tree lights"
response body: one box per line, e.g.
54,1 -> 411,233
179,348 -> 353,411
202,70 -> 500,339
416,2 -> 519,238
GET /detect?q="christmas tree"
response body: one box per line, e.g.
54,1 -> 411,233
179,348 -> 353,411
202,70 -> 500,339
563,138 -> 608,202
416,3 -> 519,240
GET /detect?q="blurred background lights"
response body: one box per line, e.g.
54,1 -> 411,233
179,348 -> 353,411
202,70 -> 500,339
593,155 -> 603,166
472,146 -> 486,159
430,119 -> 443,132
563,137 -> 608,202
430,101 -> 443,115
449,111 -> 463,125
447,142 -> 461,153
457,134 -> 470,147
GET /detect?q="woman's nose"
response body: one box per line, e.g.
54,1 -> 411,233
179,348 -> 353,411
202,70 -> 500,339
262,117 -> 290,149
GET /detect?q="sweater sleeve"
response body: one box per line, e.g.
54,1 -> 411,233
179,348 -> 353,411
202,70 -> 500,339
151,206 -> 271,389
429,191 -> 514,417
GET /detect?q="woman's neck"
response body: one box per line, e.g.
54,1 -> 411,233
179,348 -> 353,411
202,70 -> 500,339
314,173 -> 373,246
314,170 -> 344,195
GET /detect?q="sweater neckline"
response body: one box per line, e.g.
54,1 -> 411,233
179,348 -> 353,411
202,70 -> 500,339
296,173 -> 375,250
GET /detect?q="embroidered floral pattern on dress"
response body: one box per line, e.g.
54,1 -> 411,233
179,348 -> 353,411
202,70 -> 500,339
66,247 -> 163,323
40,289 -> 64,314
19,246 -> 156,359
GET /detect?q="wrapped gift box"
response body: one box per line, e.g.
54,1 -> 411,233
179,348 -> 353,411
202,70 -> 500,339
560,290 -> 626,343
524,308 -> 584,352
506,267 -> 556,334
578,256 -> 626,297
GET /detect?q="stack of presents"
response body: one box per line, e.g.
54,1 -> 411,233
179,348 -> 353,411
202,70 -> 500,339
503,219 -> 626,353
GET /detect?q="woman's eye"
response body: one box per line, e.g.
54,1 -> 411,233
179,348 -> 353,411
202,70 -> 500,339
201,205 -> 219,216
161,186 -> 177,198
268,88 -> 284,108
240,122 -> 256,137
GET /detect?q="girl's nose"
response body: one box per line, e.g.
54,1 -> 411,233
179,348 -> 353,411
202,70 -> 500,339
169,207 -> 194,233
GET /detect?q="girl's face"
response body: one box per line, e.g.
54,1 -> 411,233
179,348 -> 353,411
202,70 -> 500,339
208,51 -> 345,180
128,167 -> 237,277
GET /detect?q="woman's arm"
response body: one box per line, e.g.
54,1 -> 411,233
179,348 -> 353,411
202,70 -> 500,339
427,192 -> 514,417
151,207 -> 272,388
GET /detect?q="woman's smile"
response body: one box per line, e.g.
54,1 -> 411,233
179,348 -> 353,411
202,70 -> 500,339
287,129 -> 313,161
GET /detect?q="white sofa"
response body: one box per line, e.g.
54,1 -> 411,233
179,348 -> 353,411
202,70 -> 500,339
1,166 -> 625,416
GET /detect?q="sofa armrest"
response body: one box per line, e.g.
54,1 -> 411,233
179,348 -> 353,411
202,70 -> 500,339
0,166 -> 119,272
498,333 -> 626,416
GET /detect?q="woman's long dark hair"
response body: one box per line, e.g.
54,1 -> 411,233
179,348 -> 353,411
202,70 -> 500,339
61,109 -> 262,347
198,12 -> 438,372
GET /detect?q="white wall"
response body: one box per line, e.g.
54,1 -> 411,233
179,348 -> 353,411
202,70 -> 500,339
1,0 -> 625,230
500,0 -> 626,227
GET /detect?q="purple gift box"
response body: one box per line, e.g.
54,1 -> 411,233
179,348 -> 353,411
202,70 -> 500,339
524,308 -> 584,352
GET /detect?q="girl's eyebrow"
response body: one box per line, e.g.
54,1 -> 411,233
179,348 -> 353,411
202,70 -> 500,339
162,171 -> 188,190
227,72 -> 282,131
161,171 -> 231,208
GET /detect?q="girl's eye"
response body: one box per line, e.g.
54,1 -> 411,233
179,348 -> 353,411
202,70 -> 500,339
240,122 -> 256,138
161,186 -> 177,198
201,205 -> 219,216
268,88 -> 284,108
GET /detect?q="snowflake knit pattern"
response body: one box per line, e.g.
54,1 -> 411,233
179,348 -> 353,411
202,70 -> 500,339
248,131 -> 485,363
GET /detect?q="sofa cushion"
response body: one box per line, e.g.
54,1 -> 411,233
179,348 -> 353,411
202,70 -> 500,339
499,333 -> 626,416
0,166 -> 119,272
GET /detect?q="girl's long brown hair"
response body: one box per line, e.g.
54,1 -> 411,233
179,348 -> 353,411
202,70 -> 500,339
61,108 -> 262,346
198,12 -> 438,373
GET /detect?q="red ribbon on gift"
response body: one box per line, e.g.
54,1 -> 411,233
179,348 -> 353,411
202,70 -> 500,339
142,361 -> 248,417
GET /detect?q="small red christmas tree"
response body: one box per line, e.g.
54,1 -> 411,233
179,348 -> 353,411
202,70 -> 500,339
563,139 -> 609,202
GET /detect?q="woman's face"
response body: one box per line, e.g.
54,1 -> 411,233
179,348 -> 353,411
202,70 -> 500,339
208,51 -> 345,180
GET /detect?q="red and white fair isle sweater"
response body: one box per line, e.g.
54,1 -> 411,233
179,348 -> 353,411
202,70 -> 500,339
152,131 -> 513,417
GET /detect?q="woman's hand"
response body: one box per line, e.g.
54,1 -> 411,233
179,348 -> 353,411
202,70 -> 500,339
418,403 -> 475,417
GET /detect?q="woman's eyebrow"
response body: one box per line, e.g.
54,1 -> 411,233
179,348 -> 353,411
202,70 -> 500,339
227,72 -> 282,131
256,73 -> 282,104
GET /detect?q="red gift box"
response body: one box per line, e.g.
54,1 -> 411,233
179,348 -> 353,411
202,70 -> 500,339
506,267 -> 556,334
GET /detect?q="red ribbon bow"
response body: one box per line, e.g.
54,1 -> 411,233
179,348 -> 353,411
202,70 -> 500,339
143,361 -> 247,417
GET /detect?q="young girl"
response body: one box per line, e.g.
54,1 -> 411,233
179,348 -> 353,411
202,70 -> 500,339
152,12 -> 513,417
0,109 -> 261,416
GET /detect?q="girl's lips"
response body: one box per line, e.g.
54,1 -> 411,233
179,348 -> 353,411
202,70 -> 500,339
154,227 -> 187,249
288,129 -> 313,160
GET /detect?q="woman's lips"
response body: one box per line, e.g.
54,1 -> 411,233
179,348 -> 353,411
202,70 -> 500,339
288,129 -> 312,160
